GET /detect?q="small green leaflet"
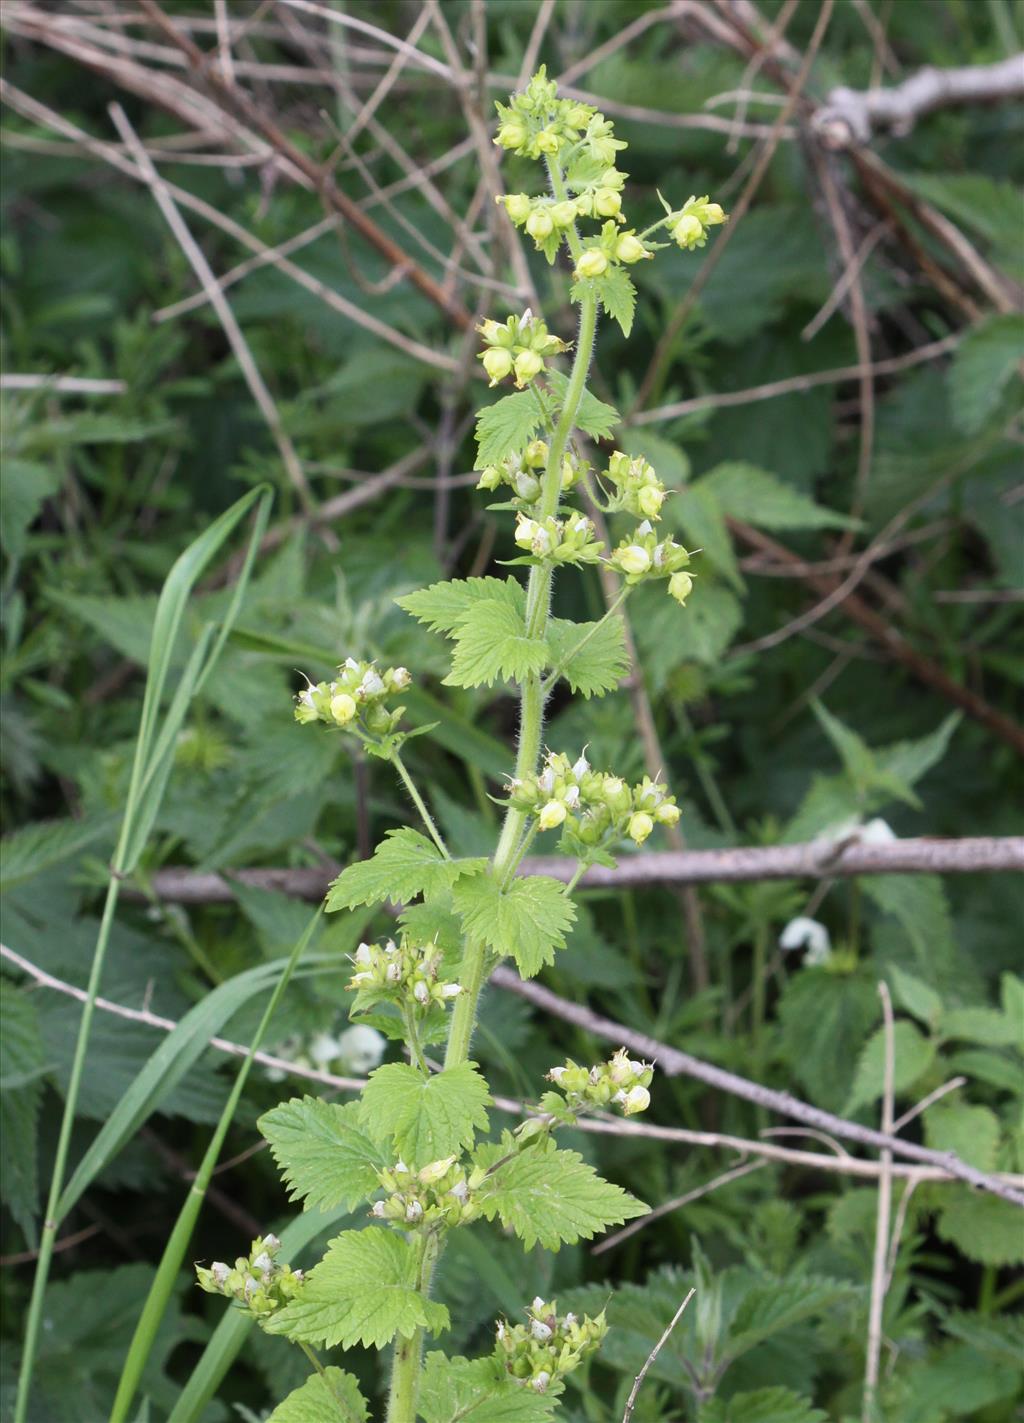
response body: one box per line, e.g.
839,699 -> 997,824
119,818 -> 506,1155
475,392 -> 542,470
474,1135 -> 648,1250
419,1353 -> 559,1423
360,1061 -> 491,1165
266,1366 -> 369,1423
546,371 -> 619,440
572,268 -> 636,336
698,462 -> 858,531
845,1020 -> 936,1112
547,615 -> 629,698
444,600 -> 550,689
397,576 -> 524,635
699,1387 -> 828,1423
326,829 -> 486,910
452,873 -> 576,978
265,1227 -> 449,1348
258,1098 -> 383,1213
937,1189 -> 1024,1267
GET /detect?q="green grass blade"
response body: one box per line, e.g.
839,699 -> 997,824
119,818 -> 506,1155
108,909 -> 321,1423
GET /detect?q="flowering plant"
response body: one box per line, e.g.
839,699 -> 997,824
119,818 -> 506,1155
197,68 -> 724,1422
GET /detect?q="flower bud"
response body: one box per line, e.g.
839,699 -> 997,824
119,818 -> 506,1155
550,200 -> 577,227
593,188 -> 621,218
390,666 -> 412,690
503,193 -> 531,223
514,471 -> 541,501
574,249 -> 608,280
524,439 -> 548,468
514,349 -> 544,384
621,1085 -> 650,1115
615,233 -> 648,263
418,1156 -> 457,1185
477,465 -> 501,490
700,201 -> 726,224
628,811 -> 654,845
535,128 -> 559,154
539,800 -> 567,831
483,347 -> 514,384
669,571 -> 694,605
672,214 -> 704,249
566,104 -> 591,128
330,692 -> 357,725
637,485 -> 665,518
496,121 -> 527,150
655,802 -> 681,826
526,208 -> 554,241
617,544 -> 651,576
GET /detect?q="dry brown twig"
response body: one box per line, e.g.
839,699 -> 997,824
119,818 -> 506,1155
863,981 -> 896,1423
622,1287 -> 696,1423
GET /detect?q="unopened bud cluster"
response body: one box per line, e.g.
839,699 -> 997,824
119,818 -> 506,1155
195,1234 -> 304,1320
667,193 -> 728,251
547,1047 -> 654,1117
348,937 -> 461,1013
507,750 -> 680,849
371,1157 -> 483,1230
513,510 -> 602,566
495,1297 -> 608,1393
294,658 -> 410,738
477,311 -> 567,389
610,520 -> 694,604
477,439 -> 585,506
603,450 -> 668,520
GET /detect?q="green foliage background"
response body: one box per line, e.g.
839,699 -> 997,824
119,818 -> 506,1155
1,1 -> 1022,1419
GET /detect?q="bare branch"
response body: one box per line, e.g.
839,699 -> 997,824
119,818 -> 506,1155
863,982 -> 895,1423
622,1288 -> 696,1423
0,375 -> 126,394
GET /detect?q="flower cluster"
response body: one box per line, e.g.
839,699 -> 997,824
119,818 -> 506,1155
602,449 -> 667,520
195,1234 -> 304,1320
264,1022 -> 385,1084
477,311 -> 568,388
547,1047 -> 655,1117
507,750 -> 680,849
495,1298 -> 608,1394
610,520 -> 694,604
513,509 -> 603,565
348,936 -> 462,1014
477,439 -> 585,506
371,1157 -> 482,1231
667,193 -> 728,251
294,658 -> 410,740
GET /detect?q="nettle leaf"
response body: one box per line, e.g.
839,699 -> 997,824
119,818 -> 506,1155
266,1366 -> 368,1423
444,599 -> 550,689
723,1275 -> 852,1362
474,1135 -> 647,1250
940,1006 -> 1020,1047
326,829 -> 486,910
359,1062 -> 491,1165
699,463 -> 857,531
670,483 -> 742,590
673,582 -> 743,665
845,1020 -> 936,1113
452,873 -> 576,978
266,1227 -> 449,1348
937,1188 -> 1024,1267
420,1353 -> 559,1423
0,978 -> 47,1241
923,1101 -> 1000,1172
397,576 -> 524,635
777,968 -> 879,1114
571,268 -> 636,336
889,965 -> 943,1031
547,614 -> 629,697
700,1386 -> 827,1423
475,393 -> 542,470
949,313 -> 1024,435
258,1098 -> 384,1212
546,370 -> 620,439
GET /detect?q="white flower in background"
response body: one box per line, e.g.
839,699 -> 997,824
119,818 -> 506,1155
779,916 -> 832,966
336,1024 -> 387,1074
861,817 -> 896,845
308,1032 -> 343,1066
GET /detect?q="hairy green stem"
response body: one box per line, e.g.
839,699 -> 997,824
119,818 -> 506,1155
386,279 -> 601,1423
540,585 -> 629,696
391,749 -> 450,859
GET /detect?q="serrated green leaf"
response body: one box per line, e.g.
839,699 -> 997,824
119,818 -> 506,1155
397,577 -> 524,635
670,483 -> 742,590
265,1228 -> 449,1348
936,1190 -> 1024,1267
546,371 -> 620,439
889,965 -> 942,1030
0,458 -> 60,560
700,1386 -> 827,1423
949,314 -> 1024,435
419,1353 -> 558,1423
940,1005 -> 1019,1046
474,393 -> 542,470
672,581 -> 743,665
452,873 -> 576,978
0,814 -> 116,894
0,978 -> 46,1242
266,1366 -> 368,1423
258,1098 -> 384,1212
326,829 -> 486,910
845,1020 -> 936,1112
723,1276 -> 852,1362
923,1101 -> 1000,1172
475,1135 -> 647,1250
359,1061 -> 491,1165
592,267 -> 637,336
812,700 -> 916,804
443,599 -> 550,689
547,614 -> 629,697
699,463 -> 857,530
777,968 -> 879,1113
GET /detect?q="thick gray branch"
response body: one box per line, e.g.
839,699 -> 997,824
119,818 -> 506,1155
815,54 -> 1024,147
142,836 -> 1024,903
